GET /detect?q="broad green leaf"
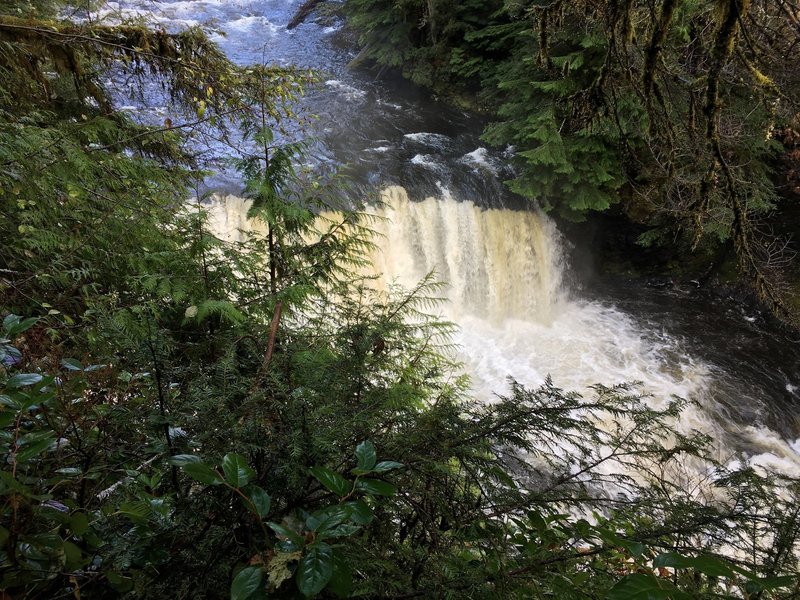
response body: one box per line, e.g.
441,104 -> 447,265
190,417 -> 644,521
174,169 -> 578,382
15,432 -> 56,462
372,461 -> 403,473
168,454 -> 204,467
2,314 -> 18,332
55,467 -> 82,476
306,505 -> 349,533
63,540 -> 83,569
269,522 -> 305,546
297,543 -> 334,597
310,466 -> 350,497
119,501 -> 150,524
222,453 -> 255,488
606,574 -> 691,600
231,566 -> 263,600
344,500 -> 373,525
745,575 -> 797,594
6,373 -> 43,388
653,552 -> 738,578
106,571 -> 134,593
355,478 -> 396,497
322,524 -> 360,538
60,358 -> 83,371
245,485 -> 271,518
8,317 -> 38,337
0,411 -> 15,428
70,512 -> 89,536
169,455 -> 223,485
354,441 -> 376,472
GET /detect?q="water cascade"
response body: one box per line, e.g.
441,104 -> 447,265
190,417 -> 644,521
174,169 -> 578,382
205,187 -> 800,480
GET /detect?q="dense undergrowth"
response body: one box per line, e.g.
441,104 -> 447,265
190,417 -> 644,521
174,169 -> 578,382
2,2 -> 800,598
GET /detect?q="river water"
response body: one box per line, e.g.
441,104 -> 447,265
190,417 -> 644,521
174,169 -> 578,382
104,0 -> 800,477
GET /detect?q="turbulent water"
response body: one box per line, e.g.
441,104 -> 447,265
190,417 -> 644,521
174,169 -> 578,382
208,188 -> 800,479
115,0 -> 800,478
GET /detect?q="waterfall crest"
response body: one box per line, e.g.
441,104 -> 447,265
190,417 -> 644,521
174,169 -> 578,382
366,186 -> 565,324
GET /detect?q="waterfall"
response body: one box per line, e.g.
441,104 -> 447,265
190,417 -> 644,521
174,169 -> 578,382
203,186 -> 800,479
367,186 -> 564,324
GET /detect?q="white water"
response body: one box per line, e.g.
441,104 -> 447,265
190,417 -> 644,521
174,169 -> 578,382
205,187 -> 800,479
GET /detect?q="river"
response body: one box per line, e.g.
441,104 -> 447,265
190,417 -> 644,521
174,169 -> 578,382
104,0 -> 800,478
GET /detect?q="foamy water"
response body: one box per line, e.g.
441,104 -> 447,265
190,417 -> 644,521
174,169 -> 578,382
204,187 -> 800,479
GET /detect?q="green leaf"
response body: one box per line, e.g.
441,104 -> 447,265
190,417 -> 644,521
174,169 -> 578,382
2,314 -> 18,332
169,455 -> 223,485
306,505 -> 349,533
8,317 -> 38,337
106,571 -> 134,593
372,461 -> 403,473
344,500 -> 373,525
745,575 -> 797,594
70,512 -> 89,536
15,432 -> 56,462
168,454 -> 203,467
63,540 -> 83,569
60,358 -> 83,371
354,441 -> 377,472
6,373 -> 43,388
297,543 -> 334,597
222,453 -> 255,488
653,552 -> 738,578
323,524 -> 361,538
310,466 -> 350,497
606,574 -> 691,600
245,485 -> 271,518
355,478 -> 396,497
269,522 -> 305,547
231,566 -> 263,600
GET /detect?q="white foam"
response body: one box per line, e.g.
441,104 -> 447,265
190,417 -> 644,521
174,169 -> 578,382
410,154 -> 442,170
460,147 -> 499,172
403,132 -> 451,148
325,80 -> 367,100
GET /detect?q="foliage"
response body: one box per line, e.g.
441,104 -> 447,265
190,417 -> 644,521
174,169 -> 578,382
342,0 -> 800,320
1,2 -> 800,599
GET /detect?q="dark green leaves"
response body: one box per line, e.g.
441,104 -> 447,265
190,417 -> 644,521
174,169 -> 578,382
296,543 -> 334,597
2,315 -> 38,337
222,453 -> 256,488
231,566 -> 263,600
169,455 -> 223,485
6,373 -> 43,388
373,461 -> 404,473
355,478 -> 396,497
652,552 -> 737,578
310,466 -> 350,497
245,485 -> 271,518
606,574 -> 691,600
60,358 -> 83,371
354,440 -> 377,473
